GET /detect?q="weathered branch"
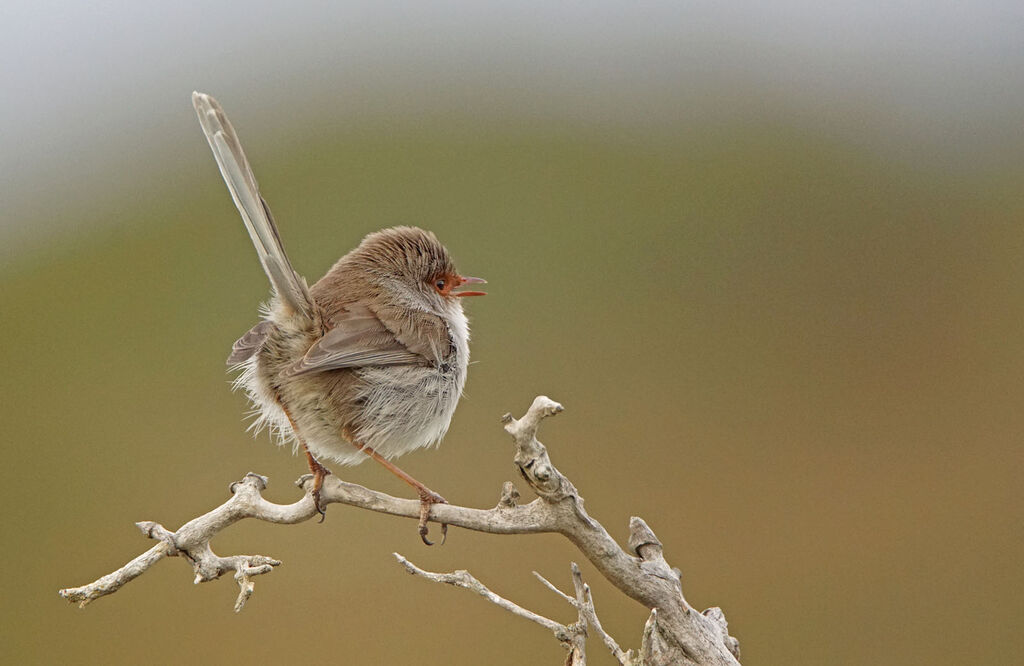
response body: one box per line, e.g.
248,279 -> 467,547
398,558 -> 592,664
59,396 -> 740,664
60,473 -> 294,611
569,563 -> 633,665
395,557 -> 639,665
500,397 -> 740,664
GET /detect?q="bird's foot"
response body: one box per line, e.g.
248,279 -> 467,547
417,488 -> 449,546
340,434 -> 450,544
306,456 -> 333,523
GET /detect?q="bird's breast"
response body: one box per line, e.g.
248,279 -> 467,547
342,350 -> 465,459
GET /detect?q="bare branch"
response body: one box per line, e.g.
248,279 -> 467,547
60,473 -> 292,611
533,570 -> 577,607
394,554 -> 568,639
398,557 -> 594,664
572,563 -> 632,666
534,564 -> 632,665
59,542 -> 171,608
59,396 -> 740,663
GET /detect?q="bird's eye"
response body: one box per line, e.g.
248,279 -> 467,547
435,279 -> 446,291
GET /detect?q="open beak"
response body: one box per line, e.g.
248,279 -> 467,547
453,275 -> 487,297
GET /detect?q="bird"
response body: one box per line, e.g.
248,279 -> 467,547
192,92 -> 485,544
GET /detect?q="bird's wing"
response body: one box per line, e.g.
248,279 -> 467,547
192,92 -> 314,321
368,302 -> 452,366
226,320 -> 274,366
284,304 -> 448,376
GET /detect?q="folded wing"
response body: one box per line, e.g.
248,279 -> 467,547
285,304 -> 445,376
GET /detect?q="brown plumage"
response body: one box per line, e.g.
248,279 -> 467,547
193,93 -> 485,542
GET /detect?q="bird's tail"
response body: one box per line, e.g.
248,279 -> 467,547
192,91 -> 314,320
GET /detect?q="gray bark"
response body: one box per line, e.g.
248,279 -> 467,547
59,396 -> 740,664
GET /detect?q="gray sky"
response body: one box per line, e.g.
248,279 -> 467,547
3,1 -> 1023,252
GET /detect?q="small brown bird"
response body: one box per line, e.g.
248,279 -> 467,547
192,92 -> 485,544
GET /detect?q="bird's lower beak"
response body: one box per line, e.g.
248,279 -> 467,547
454,276 -> 487,297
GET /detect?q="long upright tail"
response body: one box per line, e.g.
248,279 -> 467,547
192,91 -> 314,320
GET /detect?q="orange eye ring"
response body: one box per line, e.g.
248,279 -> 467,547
432,274 -> 486,297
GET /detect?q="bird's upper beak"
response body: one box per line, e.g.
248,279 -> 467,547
453,275 -> 487,297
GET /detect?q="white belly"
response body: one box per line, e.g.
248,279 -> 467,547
331,362 -> 465,464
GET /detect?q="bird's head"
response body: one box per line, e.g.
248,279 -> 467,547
353,226 -> 486,312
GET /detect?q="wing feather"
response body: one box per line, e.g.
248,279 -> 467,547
226,320 -> 274,365
284,304 -> 442,376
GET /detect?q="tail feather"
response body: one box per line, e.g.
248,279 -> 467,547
192,91 -> 314,320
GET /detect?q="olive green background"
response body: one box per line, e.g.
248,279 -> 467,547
3,7 -> 1024,666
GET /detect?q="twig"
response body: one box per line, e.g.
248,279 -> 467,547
59,396 -> 741,664
399,558 -> 591,664
60,473 -> 290,612
394,554 -> 569,639
533,570 -> 578,607
571,563 -> 632,665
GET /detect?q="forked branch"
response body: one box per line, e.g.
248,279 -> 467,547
59,396 -> 740,664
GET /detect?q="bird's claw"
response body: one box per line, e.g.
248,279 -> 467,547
300,456 -> 332,524
417,489 -> 448,546
312,487 -> 327,523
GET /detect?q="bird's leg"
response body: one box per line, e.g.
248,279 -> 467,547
303,444 -> 332,523
280,403 -> 331,522
343,430 -> 448,545
367,449 -> 448,546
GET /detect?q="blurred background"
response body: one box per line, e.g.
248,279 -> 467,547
3,2 -> 1022,664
